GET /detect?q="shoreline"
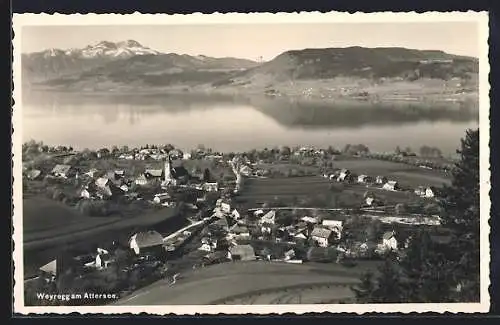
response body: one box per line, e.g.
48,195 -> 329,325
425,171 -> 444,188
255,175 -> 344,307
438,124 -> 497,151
22,85 -> 479,106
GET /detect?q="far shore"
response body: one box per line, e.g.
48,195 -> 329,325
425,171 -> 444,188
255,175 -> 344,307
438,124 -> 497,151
23,85 -> 479,107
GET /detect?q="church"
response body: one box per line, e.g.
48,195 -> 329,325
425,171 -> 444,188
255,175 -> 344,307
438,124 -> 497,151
161,156 -> 190,188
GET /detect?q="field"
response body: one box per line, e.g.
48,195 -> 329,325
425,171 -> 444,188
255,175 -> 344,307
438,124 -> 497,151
22,197 -> 179,278
235,176 -> 332,208
332,157 -> 451,188
235,175 -> 429,210
115,261 -> 375,305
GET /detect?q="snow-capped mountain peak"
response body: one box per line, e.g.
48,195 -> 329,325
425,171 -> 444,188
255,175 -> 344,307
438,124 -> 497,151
33,40 -> 162,60
79,40 -> 160,58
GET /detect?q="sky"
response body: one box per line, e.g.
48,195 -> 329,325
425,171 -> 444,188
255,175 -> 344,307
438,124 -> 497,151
21,22 -> 479,61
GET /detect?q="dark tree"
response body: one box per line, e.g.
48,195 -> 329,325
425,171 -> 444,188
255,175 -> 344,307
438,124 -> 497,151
372,255 -> 404,303
203,168 -> 211,182
438,128 -> 480,301
351,270 -> 376,303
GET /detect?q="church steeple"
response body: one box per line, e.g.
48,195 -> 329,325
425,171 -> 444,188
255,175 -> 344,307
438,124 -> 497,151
164,155 -> 172,183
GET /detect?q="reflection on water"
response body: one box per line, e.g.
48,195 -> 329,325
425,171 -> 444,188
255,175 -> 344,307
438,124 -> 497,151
21,91 -> 479,156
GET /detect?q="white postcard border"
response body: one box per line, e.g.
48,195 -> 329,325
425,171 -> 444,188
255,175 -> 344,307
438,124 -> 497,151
12,11 -> 491,315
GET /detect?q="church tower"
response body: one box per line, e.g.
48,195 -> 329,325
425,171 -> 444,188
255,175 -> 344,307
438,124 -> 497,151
164,156 -> 172,184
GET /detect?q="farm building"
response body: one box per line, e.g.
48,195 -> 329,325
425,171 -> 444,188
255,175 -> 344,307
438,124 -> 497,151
337,169 -> 351,182
311,227 -> 335,247
229,244 -> 256,261
382,181 -> 399,191
129,230 -> 164,256
51,164 -> 72,178
376,176 -> 388,185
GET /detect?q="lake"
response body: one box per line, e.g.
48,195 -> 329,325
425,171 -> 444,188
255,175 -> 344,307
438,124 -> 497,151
21,91 -> 479,156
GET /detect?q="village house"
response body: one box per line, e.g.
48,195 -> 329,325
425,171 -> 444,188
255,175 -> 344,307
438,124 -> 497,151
153,192 -> 172,205
95,253 -> 115,269
261,222 -> 273,235
202,182 -> 219,192
198,243 -> 213,252
220,202 -> 232,214
382,180 -> 399,191
283,249 -> 296,261
415,186 -> 426,197
231,209 -> 241,220
294,232 -> 308,242
425,187 -> 436,198
321,220 -> 343,240
311,227 -> 335,247
301,216 -> 319,224
376,176 -> 388,185
80,186 -> 91,199
239,165 -> 253,177
145,169 -> 163,179
357,175 -> 371,184
378,231 -> 399,253
129,230 -> 164,256
84,168 -> 99,179
254,209 -> 265,217
259,210 -> 276,225
95,177 -> 124,198
51,164 -> 73,178
26,169 -> 42,180
135,174 -> 149,186
229,244 -> 256,261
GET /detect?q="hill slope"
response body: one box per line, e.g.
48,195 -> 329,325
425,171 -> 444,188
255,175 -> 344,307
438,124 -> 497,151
23,46 -> 479,101
217,47 -> 478,86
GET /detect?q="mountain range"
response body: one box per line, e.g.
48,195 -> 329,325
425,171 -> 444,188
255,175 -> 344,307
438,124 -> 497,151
22,40 -> 479,98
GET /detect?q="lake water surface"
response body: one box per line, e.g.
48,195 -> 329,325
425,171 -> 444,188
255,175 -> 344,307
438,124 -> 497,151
21,91 -> 479,156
